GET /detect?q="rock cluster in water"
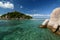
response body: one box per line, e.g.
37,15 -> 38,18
40,8 -> 60,35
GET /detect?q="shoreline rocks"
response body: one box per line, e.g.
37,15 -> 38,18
40,7 -> 60,35
40,19 -> 49,28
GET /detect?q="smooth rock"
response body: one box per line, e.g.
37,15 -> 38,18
41,7 -> 60,35
48,8 -> 60,27
47,8 -> 60,34
40,19 -> 49,28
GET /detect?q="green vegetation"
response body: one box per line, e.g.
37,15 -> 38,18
1,11 -> 32,20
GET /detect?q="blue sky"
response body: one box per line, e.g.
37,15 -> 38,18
0,0 -> 60,18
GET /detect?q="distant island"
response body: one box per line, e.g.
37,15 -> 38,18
0,11 -> 32,20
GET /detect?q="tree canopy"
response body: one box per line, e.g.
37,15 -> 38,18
1,11 -> 32,19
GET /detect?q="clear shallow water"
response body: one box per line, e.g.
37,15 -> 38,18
0,19 -> 60,40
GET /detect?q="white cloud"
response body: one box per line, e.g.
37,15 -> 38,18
26,14 -> 50,17
0,1 -> 14,9
20,5 -> 23,8
26,14 -> 50,19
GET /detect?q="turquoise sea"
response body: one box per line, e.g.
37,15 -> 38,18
0,19 -> 60,40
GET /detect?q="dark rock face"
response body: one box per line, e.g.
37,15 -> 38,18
40,8 -> 60,35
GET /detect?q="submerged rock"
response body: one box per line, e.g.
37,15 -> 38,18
41,8 -> 60,35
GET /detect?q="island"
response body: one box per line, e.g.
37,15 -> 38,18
0,11 -> 32,20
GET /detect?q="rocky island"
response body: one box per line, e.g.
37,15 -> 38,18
0,11 -> 32,20
40,7 -> 60,35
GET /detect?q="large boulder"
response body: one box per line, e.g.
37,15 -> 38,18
40,19 -> 49,28
41,8 -> 60,35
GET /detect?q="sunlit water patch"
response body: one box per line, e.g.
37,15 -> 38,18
0,19 -> 60,40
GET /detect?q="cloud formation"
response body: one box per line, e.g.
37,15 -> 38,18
0,1 -> 14,9
26,14 -> 50,19
20,5 -> 23,8
26,14 -> 50,17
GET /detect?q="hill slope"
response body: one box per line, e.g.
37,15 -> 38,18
0,11 -> 32,20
